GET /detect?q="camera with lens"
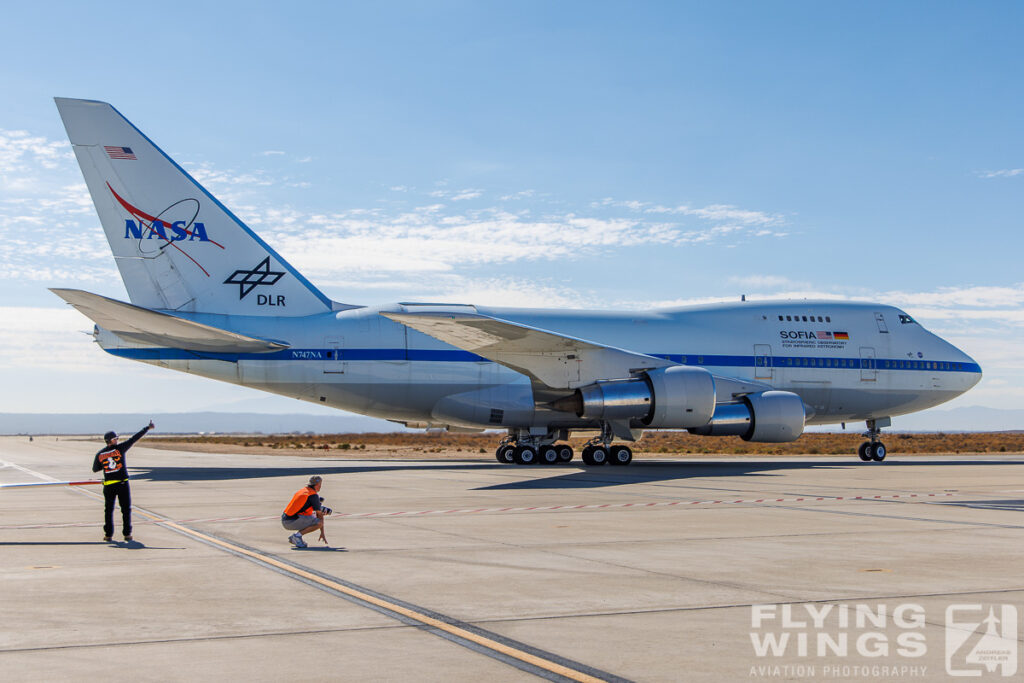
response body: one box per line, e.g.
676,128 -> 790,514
320,504 -> 333,515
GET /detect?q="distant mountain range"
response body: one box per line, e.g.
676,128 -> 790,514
0,412 -> 406,436
0,405 -> 1020,436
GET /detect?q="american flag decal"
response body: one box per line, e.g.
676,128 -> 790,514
816,331 -> 833,340
104,146 -> 137,160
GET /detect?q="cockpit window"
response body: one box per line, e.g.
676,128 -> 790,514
898,314 -> 916,324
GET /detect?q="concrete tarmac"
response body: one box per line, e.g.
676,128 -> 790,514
2,436 -> 1023,682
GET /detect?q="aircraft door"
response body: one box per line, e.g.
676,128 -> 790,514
874,312 -> 889,333
860,347 -> 876,381
754,344 -> 773,380
324,336 -> 345,374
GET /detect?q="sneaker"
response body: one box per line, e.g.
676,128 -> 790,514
103,535 -> 112,542
288,532 -> 304,548
124,535 -> 133,542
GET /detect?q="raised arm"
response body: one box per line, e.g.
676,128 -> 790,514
120,422 -> 154,451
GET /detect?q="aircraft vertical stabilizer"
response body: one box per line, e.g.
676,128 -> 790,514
54,97 -> 337,316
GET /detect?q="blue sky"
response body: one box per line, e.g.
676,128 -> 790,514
1,2 -> 1021,424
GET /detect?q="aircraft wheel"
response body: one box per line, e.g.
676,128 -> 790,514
513,445 -> 538,465
857,442 -> 872,462
588,446 -> 608,466
870,442 -> 887,461
496,445 -> 515,464
609,445 -> 633,466
538,446 -> 559,465
581,447 -> 595,466
556,445 -> 574,463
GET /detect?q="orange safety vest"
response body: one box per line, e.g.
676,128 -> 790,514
283,486 -> 317,517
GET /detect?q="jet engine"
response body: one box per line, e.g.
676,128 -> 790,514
555,366 -> 716,429
688,390 -> 805,442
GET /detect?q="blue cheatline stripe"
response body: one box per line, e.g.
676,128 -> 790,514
103,347 -> 981,374
106,102 -> 335,310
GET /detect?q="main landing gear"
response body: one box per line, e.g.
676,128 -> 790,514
857,418 -> 888,462
494,437 -> 574,466
495,424 -> 635,467
579,437 -> 633,466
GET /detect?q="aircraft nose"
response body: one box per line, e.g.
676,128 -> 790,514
951,343 -> 983,388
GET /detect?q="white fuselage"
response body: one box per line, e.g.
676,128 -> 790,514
97,299 -> 981,431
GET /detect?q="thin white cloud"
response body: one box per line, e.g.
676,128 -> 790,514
728,275 -> 806,290
976,169 -> 1023,178
500,189 -> 535,200
259,150 -> 286,156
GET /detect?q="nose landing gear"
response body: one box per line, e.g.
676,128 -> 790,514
858,418 -> 888,462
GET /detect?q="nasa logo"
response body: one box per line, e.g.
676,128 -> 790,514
107,182 -> 224,277
124,219 -> 210,241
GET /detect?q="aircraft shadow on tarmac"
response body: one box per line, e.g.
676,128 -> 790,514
474,458 -> 1024,490
131,458 -> 1024,489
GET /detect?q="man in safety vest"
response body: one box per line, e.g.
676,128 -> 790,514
93,421 -> 154,542
281,475 -> 332,548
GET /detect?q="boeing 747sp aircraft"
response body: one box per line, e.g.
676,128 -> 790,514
51,98 -> 982,466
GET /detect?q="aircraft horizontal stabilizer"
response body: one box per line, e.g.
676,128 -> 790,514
381,311 -> 671,389
50,288 -> 289,353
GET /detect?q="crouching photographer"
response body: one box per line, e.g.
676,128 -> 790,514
281,475 -> 333,547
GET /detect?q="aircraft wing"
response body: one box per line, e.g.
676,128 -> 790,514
51,288 -> 289,353
381,311 -> 671,389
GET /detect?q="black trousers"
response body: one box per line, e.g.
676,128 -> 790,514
103,480 -> 132,537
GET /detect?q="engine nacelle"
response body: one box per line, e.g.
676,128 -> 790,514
561,366 -> 716,429
642,366 -> 716,428
688,390 -> 806,442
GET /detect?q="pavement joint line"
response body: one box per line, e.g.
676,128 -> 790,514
0,491 -> 967,530
0,623 -> 422,655
770,503 -> 1024,530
